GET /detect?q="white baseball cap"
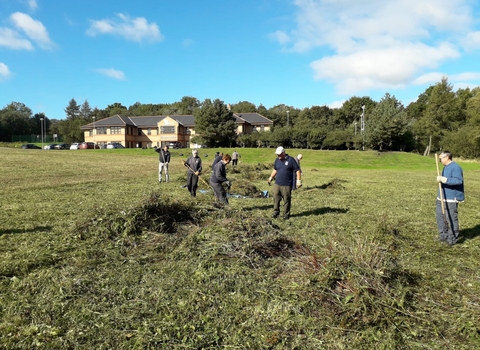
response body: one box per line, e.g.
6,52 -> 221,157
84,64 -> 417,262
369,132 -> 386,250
275,146 -> 285,155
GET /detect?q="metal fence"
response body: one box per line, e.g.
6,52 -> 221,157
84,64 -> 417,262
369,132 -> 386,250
11,135 -> 64,143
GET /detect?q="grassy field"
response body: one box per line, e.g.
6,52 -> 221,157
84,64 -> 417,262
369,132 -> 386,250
1,147 -> 480,349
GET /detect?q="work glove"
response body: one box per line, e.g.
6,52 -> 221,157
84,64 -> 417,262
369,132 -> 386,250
296,179 -> 302,188
225,180 -> 231,189
182,161 -> 188,167
437,176 -> 447,184
268,177 -> 273,186
195,171 -> 200,176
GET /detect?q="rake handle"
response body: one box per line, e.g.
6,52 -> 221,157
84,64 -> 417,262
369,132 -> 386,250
183,160 -> 211,189
435,153 -> 446,216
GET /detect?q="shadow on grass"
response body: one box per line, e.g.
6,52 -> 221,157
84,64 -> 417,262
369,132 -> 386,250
241,204 -> 272,211
458,224 -> 480,243
292,207 -> 349,218
0,226 -> 52,236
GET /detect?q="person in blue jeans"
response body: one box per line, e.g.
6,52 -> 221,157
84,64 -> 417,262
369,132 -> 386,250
268,146 -> 301,220
436,151 -> 464,245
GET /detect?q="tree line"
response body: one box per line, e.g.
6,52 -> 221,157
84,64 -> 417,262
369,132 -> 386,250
2,77 -> 480,158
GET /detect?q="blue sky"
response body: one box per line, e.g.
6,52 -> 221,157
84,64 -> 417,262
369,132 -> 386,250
1,0 -> 480,120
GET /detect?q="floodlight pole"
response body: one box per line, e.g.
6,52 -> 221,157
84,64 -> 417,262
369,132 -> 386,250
286,110 -> 290,128
360,105 -> 365,150
93,116 -> 96,149
40,117 -> 44,149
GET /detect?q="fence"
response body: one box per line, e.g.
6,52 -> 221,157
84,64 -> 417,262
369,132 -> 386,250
11,135 -> 64,143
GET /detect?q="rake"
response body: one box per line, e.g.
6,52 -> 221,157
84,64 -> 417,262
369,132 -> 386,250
435,153 -> 449,231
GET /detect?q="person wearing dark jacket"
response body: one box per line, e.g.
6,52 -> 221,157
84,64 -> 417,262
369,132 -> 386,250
268,146 -> 301,220
183,149 -> 203,197
211,152 -> 223,171
155,145 -> 171,182
210,154 -> 232,205
436,151 -> 464,245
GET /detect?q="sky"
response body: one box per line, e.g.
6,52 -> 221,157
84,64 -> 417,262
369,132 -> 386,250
1,0 -> 480,120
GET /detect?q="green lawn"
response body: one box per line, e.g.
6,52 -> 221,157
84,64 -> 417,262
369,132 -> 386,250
1,147 -> 480,349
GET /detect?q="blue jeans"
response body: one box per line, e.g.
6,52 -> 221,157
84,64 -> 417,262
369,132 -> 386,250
436,200 -> 459,245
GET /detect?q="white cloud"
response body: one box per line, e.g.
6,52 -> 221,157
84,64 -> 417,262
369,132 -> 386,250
0,62 -> 12,80
280,0 -> 477,94
10,12 -> 55,49
311,42 -> 459,94
449,72 -> 480,81
328,100 -> 345,109
462,31 -> 480,51
268,30 -> 290,45
0,27 -> 34,50
27,0 -> 38,10
95,68 -> 125,80
86,13 -> 163,43
413,72 -> 445,85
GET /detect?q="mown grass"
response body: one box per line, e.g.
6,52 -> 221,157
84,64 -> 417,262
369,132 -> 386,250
1,147 -> 480,349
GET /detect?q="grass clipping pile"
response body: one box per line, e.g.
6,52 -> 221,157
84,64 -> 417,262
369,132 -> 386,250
217,216 -> 314,268
229,163 -> 270,197
75,191 -> 202,241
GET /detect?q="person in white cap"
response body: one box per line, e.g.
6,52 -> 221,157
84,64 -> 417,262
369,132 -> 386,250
267,146 -> 301,219
183,149 -> 203,197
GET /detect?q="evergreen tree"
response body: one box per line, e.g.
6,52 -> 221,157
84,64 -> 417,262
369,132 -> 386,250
60,99 -> 83,142
64,98 -> 80,120
79,100 -> 93,121
365,93 -> 410,151
412,77 -> 458,152
193,99 -> 236,147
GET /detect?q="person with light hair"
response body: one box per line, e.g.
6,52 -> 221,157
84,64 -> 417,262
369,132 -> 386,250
183,149 -> 203,197
292,154 -> 303,190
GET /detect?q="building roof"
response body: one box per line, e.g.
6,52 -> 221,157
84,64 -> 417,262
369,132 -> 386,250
129,116 -> 165,127
81,113 -> 271,129
169,115 -> 195,127
233,113 -> 273,125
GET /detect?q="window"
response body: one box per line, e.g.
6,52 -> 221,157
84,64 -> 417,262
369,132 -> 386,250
260,125 -> 265,131
186,127 -> 191,134
161,126 -> 175,134
97,127 -> 107,135
111,126 -> 121,134
147,128 -> 151,135
138,128 -> 142,136
89,130 -> 93,137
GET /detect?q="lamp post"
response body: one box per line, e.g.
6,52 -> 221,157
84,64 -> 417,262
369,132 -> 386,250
93,116 -> 96,149
286,110 -> 290,128
40,117 -> 44,149
360,105 -> 365,150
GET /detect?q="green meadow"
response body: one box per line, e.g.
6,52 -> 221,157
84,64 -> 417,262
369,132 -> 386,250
1,147 -> 480,349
